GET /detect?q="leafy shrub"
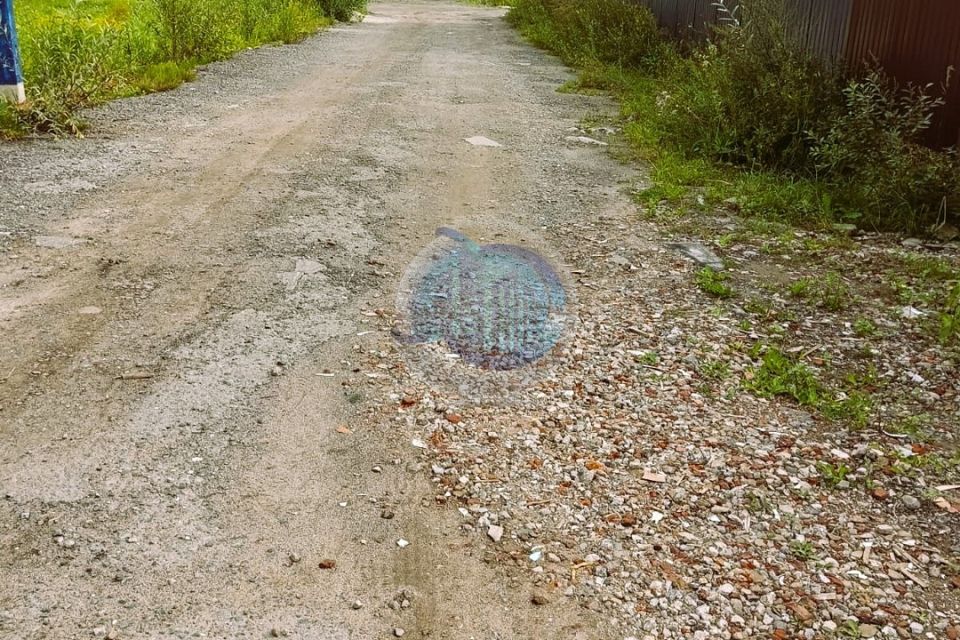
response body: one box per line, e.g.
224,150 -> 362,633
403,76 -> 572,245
657,0 -> 844,170
317,0 -> 366,22
811,70 -> 960,232
646,0 -> 958,231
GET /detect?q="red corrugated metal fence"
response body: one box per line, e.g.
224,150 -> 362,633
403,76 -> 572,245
846,0 -> 960,147
636,0 -> 960,146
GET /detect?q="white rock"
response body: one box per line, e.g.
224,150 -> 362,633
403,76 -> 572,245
465,136 -> 501,147
564,135 -> 608,146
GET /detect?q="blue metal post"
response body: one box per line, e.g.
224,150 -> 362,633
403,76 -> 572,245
0,0 -> 25,103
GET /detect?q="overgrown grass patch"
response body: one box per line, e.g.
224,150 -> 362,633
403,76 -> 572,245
135,61 -> 196,92
695,267 -> 734,298
744,347 -> 874,428
3,0 -> 361,137
507,0 -> 960,234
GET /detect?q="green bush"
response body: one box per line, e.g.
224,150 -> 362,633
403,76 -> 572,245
148,0 -> 235,61
811,70 -> 960,232
506,0 -> 558,52
657,0 -> 845,170
317,0 -> 365,22
659,1 -> 958,231
553,0 -> 661,68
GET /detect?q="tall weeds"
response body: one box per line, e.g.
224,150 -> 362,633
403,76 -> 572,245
507,0 -> 663,69
508,0 -> 959,233
1,0 -> 367,138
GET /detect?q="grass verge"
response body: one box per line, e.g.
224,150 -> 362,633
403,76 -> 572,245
506,0 -> 959,234
1,0 -> 365,138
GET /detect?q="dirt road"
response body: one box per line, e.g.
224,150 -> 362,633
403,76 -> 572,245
9,2 -> 959,638
0,3 -> 623,638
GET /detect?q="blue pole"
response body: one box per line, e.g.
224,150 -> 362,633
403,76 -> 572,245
0,0 -> 25,103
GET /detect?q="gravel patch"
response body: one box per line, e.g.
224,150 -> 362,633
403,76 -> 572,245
361,146 -> 960,639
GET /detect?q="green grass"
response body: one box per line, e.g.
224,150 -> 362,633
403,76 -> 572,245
746,348 -> 824,407
506,0 -> 959,234
940,282 -> 960,344
636,351 -> 660,366
700,359 -> 731,381
696,267 -> 734,298
816,461 -> 850,487
788,278 -> 813,299
590,80 -> 850,232
13,0 -> 133,26
2,0 -> 361,137
135,61 -> 197,92
744,347 -> 873,427
788,272 -> 850,311
789,541 -> 817,561
853,318 -> 876,337
886,415 -> 932,442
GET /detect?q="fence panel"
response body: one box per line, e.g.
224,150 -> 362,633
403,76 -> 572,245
795,0 -> 851,61
846,0 -> 960,146
635,0 -> 959,146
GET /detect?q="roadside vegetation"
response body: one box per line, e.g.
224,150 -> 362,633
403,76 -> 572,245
504,0 -> 960,497
0,0 -> 366,138
506,0 -> 960,235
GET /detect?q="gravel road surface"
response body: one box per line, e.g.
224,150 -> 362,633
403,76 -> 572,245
2,2 -> 958,640
0,3 -> 615,638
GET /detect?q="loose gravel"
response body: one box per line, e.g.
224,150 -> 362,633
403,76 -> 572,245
359,139 -> 960,639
